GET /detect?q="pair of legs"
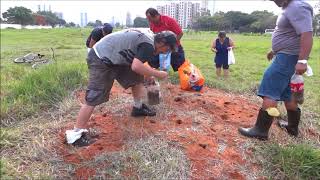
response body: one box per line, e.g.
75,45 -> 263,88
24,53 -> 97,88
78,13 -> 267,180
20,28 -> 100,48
216,67 -> 229,78
75,84 -> 144,129
239,53 -> 300,140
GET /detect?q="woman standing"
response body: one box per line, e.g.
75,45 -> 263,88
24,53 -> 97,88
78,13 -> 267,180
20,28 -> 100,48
211,31 -> 235,78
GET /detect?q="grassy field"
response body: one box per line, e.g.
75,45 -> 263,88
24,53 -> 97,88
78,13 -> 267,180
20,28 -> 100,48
1,28 -> 319,178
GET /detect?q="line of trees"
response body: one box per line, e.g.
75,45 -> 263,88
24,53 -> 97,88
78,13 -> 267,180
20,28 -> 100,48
192,10 -> 320,35
1,6 -> 74,27
192,10 -> 277,33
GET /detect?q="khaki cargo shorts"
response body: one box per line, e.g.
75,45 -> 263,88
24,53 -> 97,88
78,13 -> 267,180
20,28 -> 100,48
85,50 -> 143,106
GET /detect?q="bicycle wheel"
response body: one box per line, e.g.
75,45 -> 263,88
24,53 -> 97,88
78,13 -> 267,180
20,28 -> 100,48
13,57 -> 26,63
31,59 -> 53,69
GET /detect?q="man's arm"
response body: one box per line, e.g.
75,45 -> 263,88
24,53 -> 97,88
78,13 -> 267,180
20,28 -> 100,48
295,32 -> 313,74
176,32 -> 183,42
131,59 -> 167,79
298,32 -> 313,60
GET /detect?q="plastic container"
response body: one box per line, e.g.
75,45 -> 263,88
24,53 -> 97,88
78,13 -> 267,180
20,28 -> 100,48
159,52 -> 171,72
290,74 -> 304,104
146,80 -> 161,105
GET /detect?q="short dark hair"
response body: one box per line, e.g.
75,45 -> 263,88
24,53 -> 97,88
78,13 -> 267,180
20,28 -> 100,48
102,23 -> 113,34
154,31 -> 177,51
218,31 -> 226,38
146,8 -> 160,17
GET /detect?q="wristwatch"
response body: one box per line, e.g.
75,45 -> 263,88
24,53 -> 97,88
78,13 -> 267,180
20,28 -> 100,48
297,60 -> 308,64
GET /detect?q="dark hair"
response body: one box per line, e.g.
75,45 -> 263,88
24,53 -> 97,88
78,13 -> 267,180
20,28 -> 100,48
218,31 -> 226,38
146,8 -> 160,17
154,31 -> 177,51
102,23 -> 113,34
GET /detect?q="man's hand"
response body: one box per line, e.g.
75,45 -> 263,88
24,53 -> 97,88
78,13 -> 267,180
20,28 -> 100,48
267,51 -> 274,61
295,63 -> 307,75
156,71 -> 168,80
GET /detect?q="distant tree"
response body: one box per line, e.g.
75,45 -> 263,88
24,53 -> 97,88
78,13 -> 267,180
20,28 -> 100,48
224,11 -> 255,32
115,22 -> 121,28
86,21 -> 95,27
65,22 -> 76,27
95,20 -> 102,27
249,11 -> 277,33
2,6 -> 34,25
313,13 -> 320,36
133,17 -> 148,27
0,17 -> 4,23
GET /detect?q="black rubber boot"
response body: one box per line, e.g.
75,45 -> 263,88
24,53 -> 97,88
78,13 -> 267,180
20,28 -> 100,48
278,108 -> 301,137
131,104 -> 156,117
238,108 -> 273,140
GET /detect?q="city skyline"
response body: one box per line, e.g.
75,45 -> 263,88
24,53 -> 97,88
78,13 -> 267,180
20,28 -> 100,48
1,1 -> 319,26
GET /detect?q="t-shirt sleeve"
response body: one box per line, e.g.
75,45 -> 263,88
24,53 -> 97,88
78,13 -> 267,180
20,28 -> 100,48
285,4 -> 313,34
91,28 -> 103,41
135,43 -> 154,63
168,18 -> 183,35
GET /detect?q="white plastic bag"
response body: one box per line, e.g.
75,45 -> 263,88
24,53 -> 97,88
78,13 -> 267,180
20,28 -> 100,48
65,129 -> 88,144
228,49 -> 235,65
305,65 -> 313,76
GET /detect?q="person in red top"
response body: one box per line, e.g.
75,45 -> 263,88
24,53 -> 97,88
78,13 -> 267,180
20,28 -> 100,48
146,8 -> 185,71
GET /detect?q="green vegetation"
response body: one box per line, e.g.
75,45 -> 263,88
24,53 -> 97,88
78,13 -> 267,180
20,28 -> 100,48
259,143 -> 320,179
0,28 -> 319,178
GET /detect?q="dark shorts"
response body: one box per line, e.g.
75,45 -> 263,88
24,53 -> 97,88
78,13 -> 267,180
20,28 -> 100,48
258,53 -> 298,101
85,50 -> 143,106
215,63 -> 229,69
149,45 -> 185,71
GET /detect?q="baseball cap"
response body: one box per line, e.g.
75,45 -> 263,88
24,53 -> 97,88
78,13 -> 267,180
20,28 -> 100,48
154,31 -> 177,51
102,23 -> 113,34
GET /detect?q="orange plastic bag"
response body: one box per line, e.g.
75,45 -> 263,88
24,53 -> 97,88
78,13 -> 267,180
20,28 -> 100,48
178,60 -> 205,91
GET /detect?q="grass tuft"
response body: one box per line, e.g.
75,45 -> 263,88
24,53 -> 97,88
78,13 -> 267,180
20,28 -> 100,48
258,143 -> 320,179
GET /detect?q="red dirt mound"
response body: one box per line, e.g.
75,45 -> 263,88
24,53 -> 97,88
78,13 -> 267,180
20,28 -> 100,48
56,83 -> 273,179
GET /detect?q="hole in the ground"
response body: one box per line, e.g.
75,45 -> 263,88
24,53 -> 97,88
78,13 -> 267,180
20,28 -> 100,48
176,119 -> 182,124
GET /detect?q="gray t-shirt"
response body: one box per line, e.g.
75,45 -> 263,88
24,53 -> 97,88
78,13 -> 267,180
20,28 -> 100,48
93,29 -> 155,66
272,0 -> 313,55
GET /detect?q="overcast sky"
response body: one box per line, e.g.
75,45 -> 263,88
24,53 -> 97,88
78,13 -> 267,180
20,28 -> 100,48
1,0 -> 318,25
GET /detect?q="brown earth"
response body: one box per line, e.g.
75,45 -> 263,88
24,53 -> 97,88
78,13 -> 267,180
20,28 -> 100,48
54,83 -> 319,179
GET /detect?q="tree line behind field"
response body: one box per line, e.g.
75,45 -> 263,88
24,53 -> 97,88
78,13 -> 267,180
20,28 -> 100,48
1,6 -> 319,35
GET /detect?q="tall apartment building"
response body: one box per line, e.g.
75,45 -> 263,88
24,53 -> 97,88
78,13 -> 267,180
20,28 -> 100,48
80,12 -> 88,27
156,0 -> 201,29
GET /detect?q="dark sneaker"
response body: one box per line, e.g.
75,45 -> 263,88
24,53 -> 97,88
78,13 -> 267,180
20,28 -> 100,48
131,104 -> 156,117
72,132 -> 95,147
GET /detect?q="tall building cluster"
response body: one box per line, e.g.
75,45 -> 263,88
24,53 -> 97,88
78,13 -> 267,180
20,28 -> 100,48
80,12 -> 88,27
156,0 -> 209,29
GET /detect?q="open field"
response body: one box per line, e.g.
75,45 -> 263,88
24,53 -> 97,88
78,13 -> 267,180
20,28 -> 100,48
1,28 -> 319,179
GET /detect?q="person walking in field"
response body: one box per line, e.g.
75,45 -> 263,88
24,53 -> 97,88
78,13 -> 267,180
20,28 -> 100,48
211,31 -> 235,79
239,0 -> 313,140
145,8 -> 185,72
66,29 -> 178,147
86,23 -> 113,49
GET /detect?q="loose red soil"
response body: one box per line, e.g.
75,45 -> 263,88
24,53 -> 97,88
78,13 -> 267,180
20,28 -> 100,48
55,83 -> 319,179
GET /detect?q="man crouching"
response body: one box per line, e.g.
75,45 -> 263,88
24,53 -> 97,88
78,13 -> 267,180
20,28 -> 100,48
66,29 -> 177,146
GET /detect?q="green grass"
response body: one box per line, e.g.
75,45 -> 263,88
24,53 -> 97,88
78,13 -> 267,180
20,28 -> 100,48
0,28 -> 319,178
259,143 -> 320,179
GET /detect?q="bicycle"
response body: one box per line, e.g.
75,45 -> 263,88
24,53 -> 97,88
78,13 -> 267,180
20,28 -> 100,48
13,48 -> 55,69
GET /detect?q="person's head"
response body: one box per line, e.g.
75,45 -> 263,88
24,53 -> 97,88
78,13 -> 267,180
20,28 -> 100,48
270,0 -> 292,8
146,8 -> 160,24
218,31 -> 226,40
102,23 -> 113,36
154,31 -> 177,54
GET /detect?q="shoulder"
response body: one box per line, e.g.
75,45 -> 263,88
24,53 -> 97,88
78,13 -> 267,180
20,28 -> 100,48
286,0 -> 313,14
